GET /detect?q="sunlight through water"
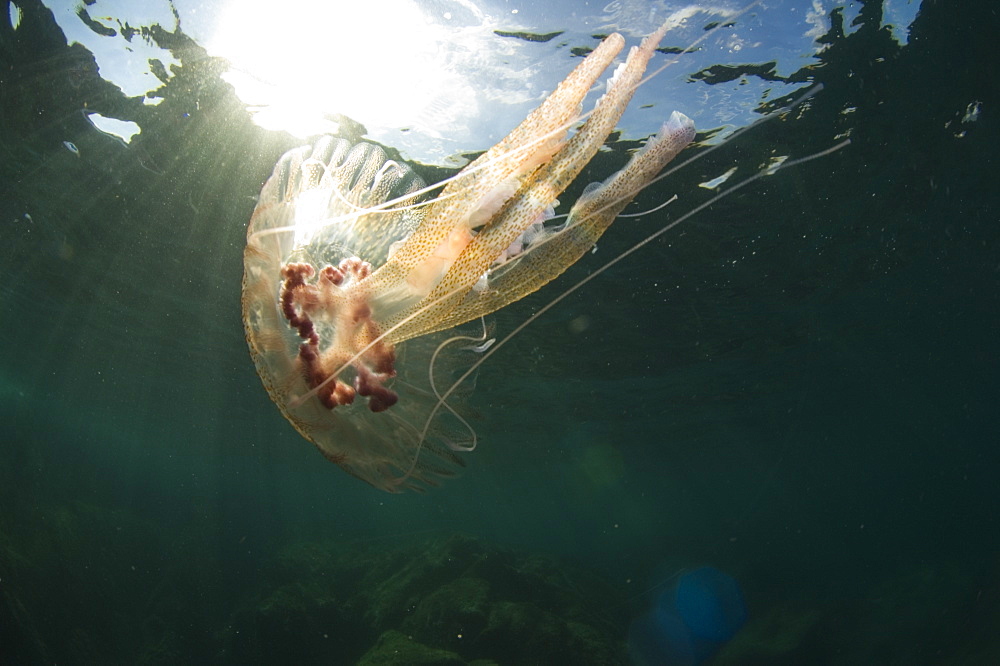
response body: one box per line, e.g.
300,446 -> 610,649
37,0 -> 924,166
209,0 -> 460,140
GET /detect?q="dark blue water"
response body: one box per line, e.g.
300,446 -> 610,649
1,0 -> 997,663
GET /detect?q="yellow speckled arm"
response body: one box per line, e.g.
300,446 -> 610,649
387,19 -> 683,341
364,34 -> 626,322
433,112 -> 696,330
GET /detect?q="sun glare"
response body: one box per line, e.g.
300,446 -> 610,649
209,0 -> 453,140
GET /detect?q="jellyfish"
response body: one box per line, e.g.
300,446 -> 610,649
242,21 -> 697,491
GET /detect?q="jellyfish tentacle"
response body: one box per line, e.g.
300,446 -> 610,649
385,18 -> 685,342
361,33 -> 627,324
562,111 -> 697,246
426,112 -> 695,331
411,83 -> 826,336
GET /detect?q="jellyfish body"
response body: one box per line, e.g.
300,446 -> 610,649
242,21 -> 696,491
